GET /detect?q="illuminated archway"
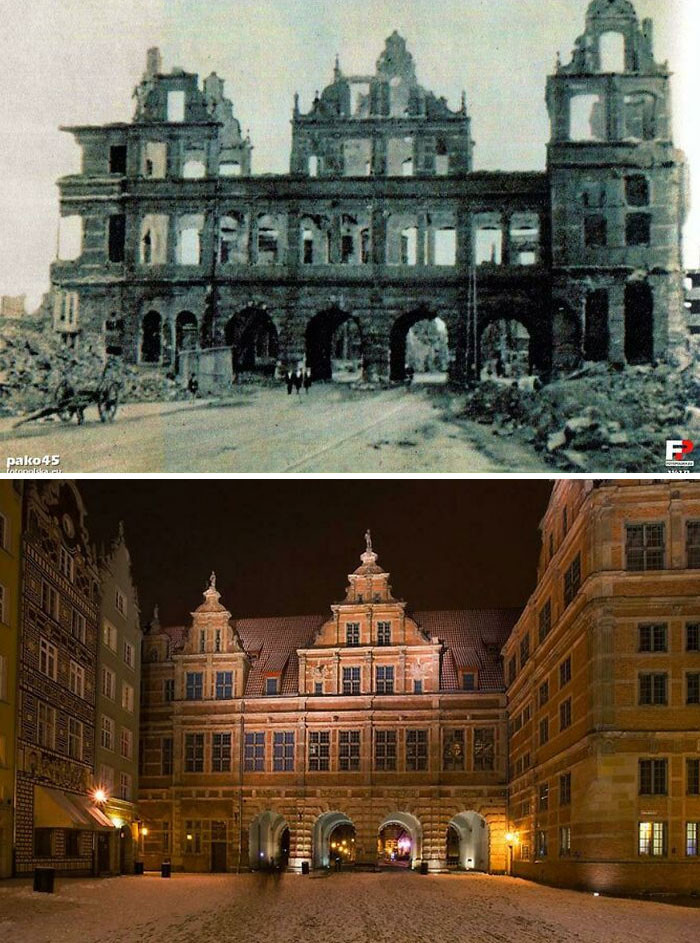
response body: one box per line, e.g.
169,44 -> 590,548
377,811 -> 423,869
312,811 -> 355,869
447,811 -> 489,871
248,811 -> 290,870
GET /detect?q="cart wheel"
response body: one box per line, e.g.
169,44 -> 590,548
55,380 -> 75,423
98,382 -> 120,422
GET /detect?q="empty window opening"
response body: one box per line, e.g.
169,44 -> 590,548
480,319 -> 532,380
141,310 -> 162,363
476,227 -> 502,265
58,215 -> 83,261
360,229 -> 371,264
626,212 -> 651,246
625,175 -> 650,207
511,217 -> 540,265
401,227 -> 418,265
167,90 -> 186,122
177,215 -> 203,265
599,31 -> 626,73
109,145 -> 127,175
219,215 -> 244,265
54,292 -> 79,331
570,94 -> 605,142
183,157 -> 206,179
435,139 -> 449,175
625,93 -> 656,140
584,289 -> 609,362
342,139 -> 372,177
143,141 -> 167,178
434,228 -> 456,266
105,315 -> 124,356
258,228 -> 279,264
302,229 -> 314,264
308,155 -> 319,177
518,251 -> 537,265
402,157 -> 414,177
108,214 -> 126,263
341,234 -> 355,264
624,283 -> 654,365
387,137 -> 413,176
350,82 -> 371,117
219,162 -> 241,177
585,214 -> 608,247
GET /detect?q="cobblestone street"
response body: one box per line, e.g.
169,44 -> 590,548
1,872 -> 698,943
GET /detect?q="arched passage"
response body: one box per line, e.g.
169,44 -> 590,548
479,318 -> 533,380
313,811 -> 355,869
175,311 -> 198,369
141,310 -> 162,363
447,812 -> 489,871
390,310 -> 449,383
306,309 -> 364,382
248,811 -> 290,870
227,308 -> 279,376
377,811 -> 423,869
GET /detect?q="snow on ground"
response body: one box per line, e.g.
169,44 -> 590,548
0,871 -> 698,943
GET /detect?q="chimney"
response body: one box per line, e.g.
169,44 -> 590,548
146,47 -> 162,78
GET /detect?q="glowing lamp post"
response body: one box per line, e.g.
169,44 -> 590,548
505,832 -> 518,876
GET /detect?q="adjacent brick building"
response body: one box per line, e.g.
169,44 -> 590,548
0,482 -> 23,878
14,483 -> 112,875
139,539 -> 515,873
95,523 -> 141,873
50,0 -> 688,386
504,479 -> 700,894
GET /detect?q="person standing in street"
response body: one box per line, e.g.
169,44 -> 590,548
303,367 -> 312,394
294,367 -> 303,395
286,369 -> 294,395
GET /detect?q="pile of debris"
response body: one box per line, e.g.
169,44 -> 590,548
462,362 -> 700,472
0,321 -> 187,418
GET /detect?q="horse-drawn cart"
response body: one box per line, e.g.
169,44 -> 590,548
14,369 -> 121,428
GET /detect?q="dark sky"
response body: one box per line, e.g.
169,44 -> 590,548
79,480 -> 552,626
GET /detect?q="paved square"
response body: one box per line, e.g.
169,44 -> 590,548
0,872 -> 698,943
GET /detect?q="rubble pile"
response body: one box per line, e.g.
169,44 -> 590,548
0,321 -> 187,417
462,363 -> 700,472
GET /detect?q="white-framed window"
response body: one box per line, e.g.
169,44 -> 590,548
123,640 -> 135,669
71,609 -> 86,644
0,583 -> 5,624
115,588 -> 127,617
59,546 -> 74,582
120,727 -> 133,759
101,715 -> 115,751
0,512 -> 8,551
99,763 -> 114,791
68,717 -> 83,760
39,637 -> 58,680
69,660 -> 85,698
41,581 -> 59,620
103,620 -> 117,651
38,702 -> 56,749
119,771 -> 132,800
0,653 -> 6,701
121,682 -> 134,712
101,666 -> 116,700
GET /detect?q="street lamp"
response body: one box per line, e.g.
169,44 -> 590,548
505,832 -> 518,876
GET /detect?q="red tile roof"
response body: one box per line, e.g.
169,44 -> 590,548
160,608 -> 518,694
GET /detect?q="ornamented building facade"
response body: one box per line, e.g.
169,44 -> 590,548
15,483 -> 113,875
50,0 -> 688,385
139,538 -> 515,873
503,479 -> 700,894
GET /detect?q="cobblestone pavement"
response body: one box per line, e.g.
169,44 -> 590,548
0,385 -> 543,473
0,872 -> 698,943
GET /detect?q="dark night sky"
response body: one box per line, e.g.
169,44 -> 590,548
78,481 -> 553,627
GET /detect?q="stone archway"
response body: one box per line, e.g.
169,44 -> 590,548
447,811 -> 489,871
175,311 -> 198,370
479,318 -> 533,380
390,310 -> 449,383
226,307 -> 280,378
377,811 -> 423,869
248,811 -> 290,870
305,309 -> 365,381
312,811 -> 355,869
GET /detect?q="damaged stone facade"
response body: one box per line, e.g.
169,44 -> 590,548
50,1 -> 688,383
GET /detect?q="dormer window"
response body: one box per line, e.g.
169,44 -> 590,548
346,623 -> 360,646
265,676 -> 279,695
461,671 -> 477,691
377,621 -> 392,646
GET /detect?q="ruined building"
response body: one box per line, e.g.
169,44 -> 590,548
50,1 -> 688,384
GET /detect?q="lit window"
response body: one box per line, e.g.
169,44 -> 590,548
559,826 -> 571,857
103,621 -> 117,651
687,822 -> 699,857
639,821 -> 666,856
536,829 -> 548,858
